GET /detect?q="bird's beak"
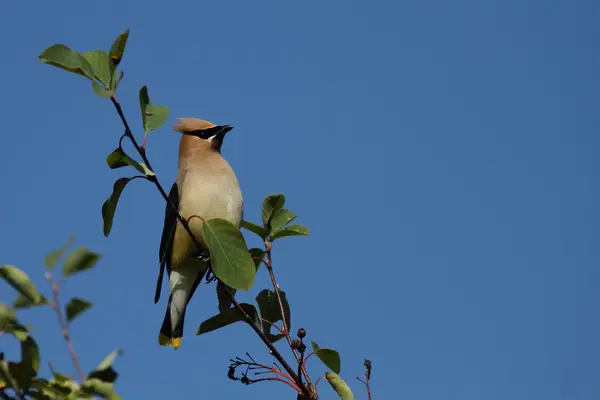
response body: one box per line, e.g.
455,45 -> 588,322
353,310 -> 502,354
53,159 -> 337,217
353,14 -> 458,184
220,125 -> 234,135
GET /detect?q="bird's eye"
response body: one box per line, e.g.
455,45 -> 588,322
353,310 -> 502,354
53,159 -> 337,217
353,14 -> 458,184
192,126 -> 222,140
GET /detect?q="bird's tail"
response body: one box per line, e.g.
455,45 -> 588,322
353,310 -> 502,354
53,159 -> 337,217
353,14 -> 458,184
158,259 -> 207,349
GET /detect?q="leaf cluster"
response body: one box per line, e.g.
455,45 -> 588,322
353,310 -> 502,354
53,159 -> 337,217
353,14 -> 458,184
1,239 -> 121,399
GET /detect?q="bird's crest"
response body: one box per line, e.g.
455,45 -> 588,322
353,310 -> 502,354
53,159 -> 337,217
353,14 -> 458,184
173,118 -> 216,133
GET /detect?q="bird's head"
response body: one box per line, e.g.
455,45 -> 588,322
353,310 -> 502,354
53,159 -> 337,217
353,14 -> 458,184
173,118 -> 233,152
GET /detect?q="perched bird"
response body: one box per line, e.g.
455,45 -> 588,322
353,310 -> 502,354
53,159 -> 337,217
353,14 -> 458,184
155,118 -> 243,349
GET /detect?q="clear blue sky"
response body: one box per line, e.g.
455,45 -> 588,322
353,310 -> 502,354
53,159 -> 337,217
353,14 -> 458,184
1,0 -> 598,399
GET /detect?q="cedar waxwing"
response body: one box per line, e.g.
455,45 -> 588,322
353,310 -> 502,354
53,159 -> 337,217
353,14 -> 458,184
155,118 -> 243,349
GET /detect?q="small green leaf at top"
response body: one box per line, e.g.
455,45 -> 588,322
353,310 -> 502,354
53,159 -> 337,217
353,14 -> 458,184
269,208 -> 298,235
92,80 -> 113,98
39,44 -> 95,80
45,235 -> 74,271
81,50 -> 112,88
139,86 -> 169,135
256,289 -> 291,343
106,147 -> 154,176
240,220 -> 268,239
202,219 -> 256,291
271,224 -> 310,241
65,298 -> 93,323
325,372 -> 354,400
197,303 -> 260,335
109,29 -> 129,67
262,194 -> 286,226
311,341 -> 341,374
62,247 -> 102,278
102,177 -> 136,237
114,70 -> 125,90
0,266 -> 42,304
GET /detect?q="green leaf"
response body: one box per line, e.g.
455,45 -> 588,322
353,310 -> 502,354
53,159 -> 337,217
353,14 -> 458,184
255,289 -> 291,343
0,305 -> 29,341
262,194 -> 286,226
311,341 -> 341,373
47,363 -> 74,386
249,248 -> 265,271
139,86 -> 169,134
1,360 -> 21,393
271,224 -> 310,240
39,44 -> 94,80
92,80 -> 113,98
240,220 -> 268,239
32,378 -> 74,398
202,219 -> 256,291
44,236 -> 74,271
83,350 -> 122,398
0,266 -> 42,303
81,50 -> 112,88
19,336 -> 40,389
62,248 -> 102,278
88,350 -> 122,383
0,303 -> 17,329
81,379 -> 121,399
197,303 -> 259,335
102,177 -> 135,237
325,372 -> 354,400
21,337 -> 40,374
14,294 -> 49,309
216,282 -> 235,313
114,70 -> 124,90
109,29 -> 129,67
8,362 -> 29,390
269,208 -> 298,234
65,298 -> 93,323
106,147 -> 154,176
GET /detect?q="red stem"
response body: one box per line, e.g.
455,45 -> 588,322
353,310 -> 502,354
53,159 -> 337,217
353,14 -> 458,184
264,239 -> 314,391
46,272 -> 86,382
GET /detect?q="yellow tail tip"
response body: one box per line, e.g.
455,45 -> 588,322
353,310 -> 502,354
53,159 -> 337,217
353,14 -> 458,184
158,333 -> 182,349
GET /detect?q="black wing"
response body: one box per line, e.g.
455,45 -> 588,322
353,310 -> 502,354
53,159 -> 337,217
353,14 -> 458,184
155,182 -> 179,304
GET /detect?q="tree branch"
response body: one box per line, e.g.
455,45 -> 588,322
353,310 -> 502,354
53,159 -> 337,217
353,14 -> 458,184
45,272 -> 86,382
107,96 -> 316,399
264,239 -> 314,391
356,359 -> 373,400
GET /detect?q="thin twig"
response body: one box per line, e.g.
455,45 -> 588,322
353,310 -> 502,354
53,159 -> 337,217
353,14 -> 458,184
228,295 -> 305,391
260,318 -> 285,335
46,272 -> 85,382
298,344 -> 305,387
303,352 -> 315,367
264,239 -> 314,390
251,377 -> 301,390
356,359 -> 373,400
107,96 -> 315,400
314,376 -> 324,391
252,362 -> 297,385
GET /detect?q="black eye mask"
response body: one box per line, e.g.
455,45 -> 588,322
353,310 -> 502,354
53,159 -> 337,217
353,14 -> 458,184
188,126 -> 225,140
